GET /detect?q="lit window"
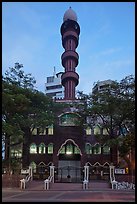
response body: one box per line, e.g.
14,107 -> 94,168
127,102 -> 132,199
66,144 -> 73,154
39,128 -> 46,135
10,148 -> 22,158
86,127 -> 91,135
74,146 -> 80,154
31,128 -> 37,135
48,143 -> 53,154
103,128 -> 109,135
30,161 -> 37,173
103,145 -> 110,154
59,146 -> 65,154
93,144 -> 101,154
39,143 -> 46,154
59,113 -> 80,126
94,126 -> 101,135
85,143 -> 92,154
30,143 -> 37,154
48,125 -> 53,135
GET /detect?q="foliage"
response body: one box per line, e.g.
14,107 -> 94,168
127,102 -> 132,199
77,75 -> 135,172
2,63 -> 62,170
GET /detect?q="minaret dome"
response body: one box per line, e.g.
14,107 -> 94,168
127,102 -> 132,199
63,7 -> 77,22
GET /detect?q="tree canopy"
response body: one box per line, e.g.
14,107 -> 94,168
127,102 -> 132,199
2,63 -> 63,169
77,75 -> 135,173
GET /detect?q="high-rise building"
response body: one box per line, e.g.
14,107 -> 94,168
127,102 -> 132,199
45,71 -> 64,99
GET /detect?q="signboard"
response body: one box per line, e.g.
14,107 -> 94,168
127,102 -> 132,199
114,168 -> 125,174
21,169 -> 29,174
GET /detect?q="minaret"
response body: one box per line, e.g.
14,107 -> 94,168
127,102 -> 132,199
61,7 -> 80,100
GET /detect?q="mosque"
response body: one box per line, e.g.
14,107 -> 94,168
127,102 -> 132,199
22,7 -> 118,182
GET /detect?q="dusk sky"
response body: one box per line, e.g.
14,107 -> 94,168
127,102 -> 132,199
2,2 -> 135,94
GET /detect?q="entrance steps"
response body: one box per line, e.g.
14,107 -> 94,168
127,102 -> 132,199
25,180 -> 110,191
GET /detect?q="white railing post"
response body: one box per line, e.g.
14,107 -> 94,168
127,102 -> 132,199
44,179 -> 49,190
83,163 -> 89,190
29,166 -> 33,181
50,163 -> 55,183
109,164 -> 115,183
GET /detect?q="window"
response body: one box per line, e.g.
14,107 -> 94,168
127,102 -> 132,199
10,147 -> 22,158
31,128 -> 37,135
74,146 -> 80,154
94,125 -> 101,135
86,127 -> 91,135
59,113 -> 80,126
85,143 -> 92,154
93,144 -> 101,154
103,145 -> 110,154
48,125 -> 53,135
30,143 -> 37,154
39,128 -> 47,135
103,128 -> 109,135
59,146 -> 65,154
66,144 -> 73,154
39,143 -> 46,154
48,143 -> 53,154
30,161 -> 37,173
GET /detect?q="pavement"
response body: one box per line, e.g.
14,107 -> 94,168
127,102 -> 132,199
2,181 -> 135,202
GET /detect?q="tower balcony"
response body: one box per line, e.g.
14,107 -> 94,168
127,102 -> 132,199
61,71 -> 79,86
62,31 -> 79,48
61,50 -> 79,68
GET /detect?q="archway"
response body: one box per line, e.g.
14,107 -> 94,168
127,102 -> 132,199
56,139 -> 83,182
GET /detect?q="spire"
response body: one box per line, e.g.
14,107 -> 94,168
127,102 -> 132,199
53,66 -> 56,77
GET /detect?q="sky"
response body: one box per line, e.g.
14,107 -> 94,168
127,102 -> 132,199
2,2 -> 135,94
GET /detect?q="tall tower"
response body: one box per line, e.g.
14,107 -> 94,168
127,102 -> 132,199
61,7 -> 80,100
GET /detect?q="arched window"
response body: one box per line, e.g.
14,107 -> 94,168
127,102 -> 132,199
59,146 -> 65,154
93,144 -> 101,154
48,125 -> 54,135
59,113 -> 80,126
31,128 -> 37,135
103,145 -> 110,154
103,128 -> 109,135
74,146 -> 80,154
30,143 -> 37,154
39,143 -> 46,154
48,143 -> 53,154
86,127 -> 91,135
94,125 -> 101,135
30,161 -> 37,173
85,143 -> 92,154
66,144 -> 73,155
39,128 -> 46,135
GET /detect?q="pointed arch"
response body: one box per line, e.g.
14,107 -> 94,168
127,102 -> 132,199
48,143 -> 53,154
30,143 -> 37,154
39,143 -> 46,154
57,139 -> 82,156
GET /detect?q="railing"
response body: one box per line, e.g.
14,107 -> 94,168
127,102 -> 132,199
83,178 -> 89,190
20,175 -> 31,189
112,181 -> 135,190
44,176 -> 54,190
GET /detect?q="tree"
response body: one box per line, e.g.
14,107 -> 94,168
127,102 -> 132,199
77,75 -> 135,174
2,63 -> 61,172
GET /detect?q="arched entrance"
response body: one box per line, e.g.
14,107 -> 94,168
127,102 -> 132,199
55,139 -> 84,182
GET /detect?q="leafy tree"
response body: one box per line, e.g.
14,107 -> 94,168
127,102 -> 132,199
77,75 -> 135,174
2,63 -> 62,172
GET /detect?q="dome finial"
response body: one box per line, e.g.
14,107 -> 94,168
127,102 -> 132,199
63,7 -> 77,22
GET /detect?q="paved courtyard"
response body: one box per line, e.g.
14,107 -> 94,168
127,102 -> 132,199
2,181 -> 135,202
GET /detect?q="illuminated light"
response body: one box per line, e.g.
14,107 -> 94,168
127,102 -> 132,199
66,151 -> 72,155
